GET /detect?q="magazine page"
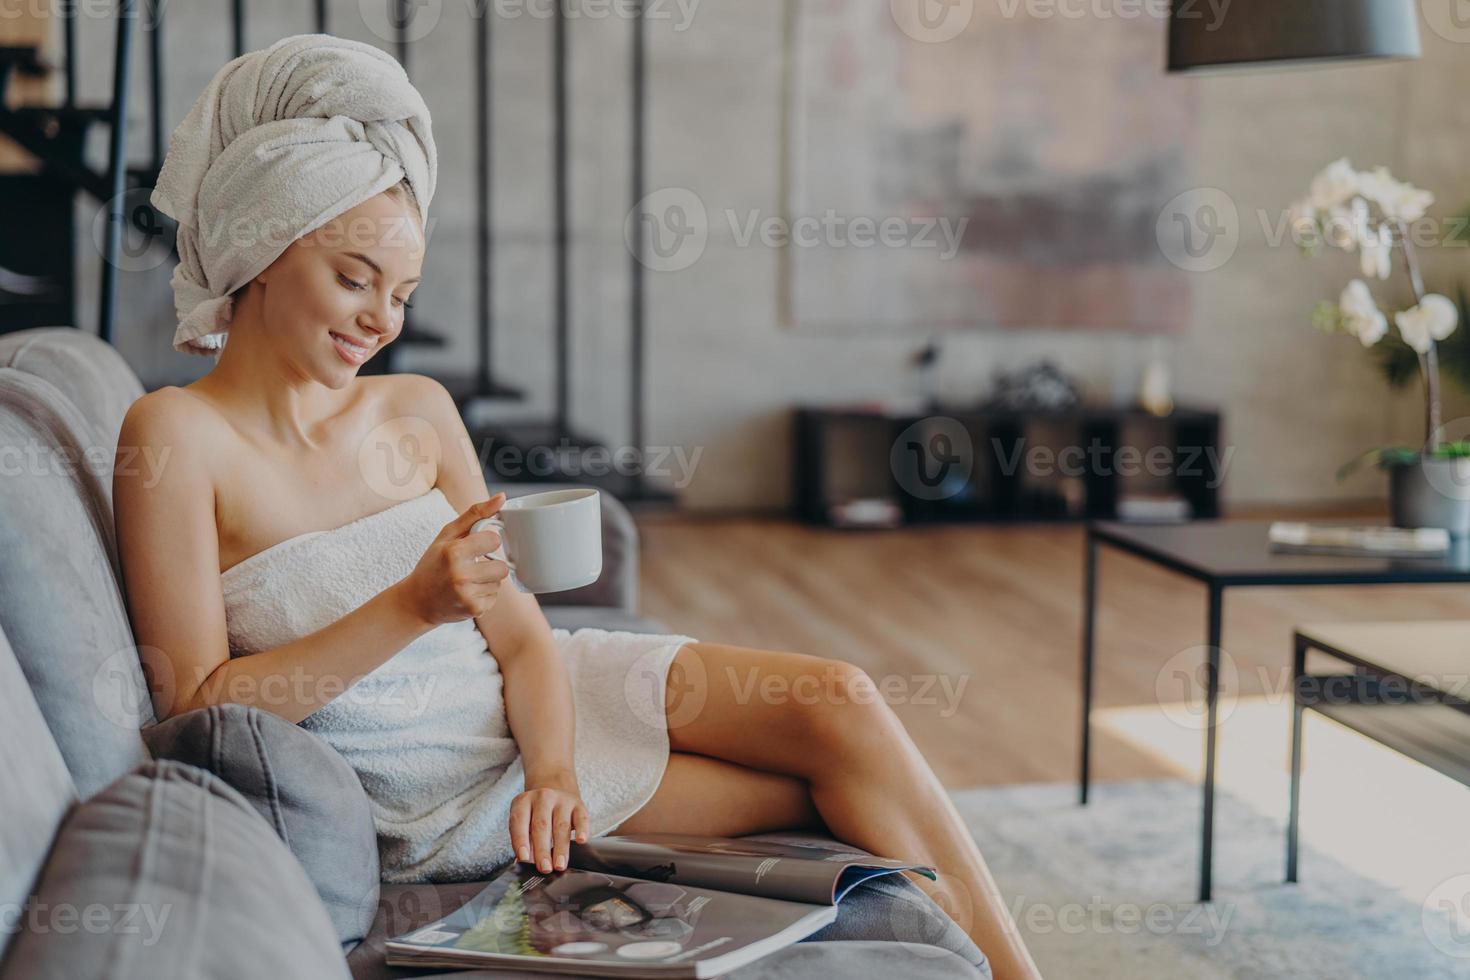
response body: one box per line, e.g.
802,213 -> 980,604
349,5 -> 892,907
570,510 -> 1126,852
570,833 -> 937,905
385,865 -> 837,979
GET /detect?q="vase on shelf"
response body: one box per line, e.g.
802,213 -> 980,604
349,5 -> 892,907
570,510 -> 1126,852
1387,456 -> 1470,536
1137,340 -> 1174,417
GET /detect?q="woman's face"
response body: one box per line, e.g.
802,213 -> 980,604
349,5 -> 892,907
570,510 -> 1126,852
249,189 -> 425,387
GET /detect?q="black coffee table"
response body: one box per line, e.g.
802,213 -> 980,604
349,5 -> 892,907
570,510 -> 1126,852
1079,520 -> 1470,901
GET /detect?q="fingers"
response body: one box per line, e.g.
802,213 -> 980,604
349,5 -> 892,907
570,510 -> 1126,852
459,560 -> 511,593
552,803 -> 574,872
531,796 -> 555,874
452,528 -> 504,561
509,794 -> 532,864
510,791 -> 585,874
572,802 -> 589,845
440,492 -> 506,540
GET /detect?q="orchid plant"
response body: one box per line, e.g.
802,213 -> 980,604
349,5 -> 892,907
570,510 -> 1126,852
1291,158 -> 1461,456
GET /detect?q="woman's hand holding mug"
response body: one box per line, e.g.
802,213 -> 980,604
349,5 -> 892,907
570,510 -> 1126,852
397,492 -> 512,627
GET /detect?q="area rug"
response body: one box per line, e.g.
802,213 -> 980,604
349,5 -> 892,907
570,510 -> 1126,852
951,780 -> 1467,979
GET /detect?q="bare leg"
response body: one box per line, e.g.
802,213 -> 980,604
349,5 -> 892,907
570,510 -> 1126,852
615,751 -> 822,836
628,641 -> 1041,980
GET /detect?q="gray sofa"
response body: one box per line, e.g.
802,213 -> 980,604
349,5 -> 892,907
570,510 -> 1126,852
0,326 -> 989,979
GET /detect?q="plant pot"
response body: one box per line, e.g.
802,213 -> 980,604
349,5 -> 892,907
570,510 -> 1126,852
1387,456 -> 1470,536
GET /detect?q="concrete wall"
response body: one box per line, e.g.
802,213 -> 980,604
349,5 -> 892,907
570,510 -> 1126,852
59,1 -> 1470,512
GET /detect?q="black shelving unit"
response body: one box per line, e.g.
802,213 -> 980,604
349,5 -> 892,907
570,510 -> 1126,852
793,403 -> 1223,526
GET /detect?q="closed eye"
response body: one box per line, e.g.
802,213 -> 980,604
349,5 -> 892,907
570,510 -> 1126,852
340,273 -> 413,309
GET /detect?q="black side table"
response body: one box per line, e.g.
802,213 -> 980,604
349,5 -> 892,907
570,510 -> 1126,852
1080,521 -> 1470,901
1287,621 -> 1470,883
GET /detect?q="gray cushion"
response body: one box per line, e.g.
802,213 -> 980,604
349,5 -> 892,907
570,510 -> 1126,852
0,623 -> 77,963
730,942 -> 986,979
0,327 -> 144,478
743,832 -> 988,973
0,760 -> 350,980
0,369 -> 152,798
144,704 -> 380,949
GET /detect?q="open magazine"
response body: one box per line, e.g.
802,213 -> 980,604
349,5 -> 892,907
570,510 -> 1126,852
384,833 -> 936,977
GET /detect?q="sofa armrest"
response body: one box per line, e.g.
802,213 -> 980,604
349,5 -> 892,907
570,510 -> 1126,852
143,705 -> 380,950
496,482 -> 639,613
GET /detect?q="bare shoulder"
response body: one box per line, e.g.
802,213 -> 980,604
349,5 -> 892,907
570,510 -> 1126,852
376,374 -> 487,502
374,373 -> 467,446
118,385 -> 231,453
114,385 -> 230,509
375,372 -> 458,418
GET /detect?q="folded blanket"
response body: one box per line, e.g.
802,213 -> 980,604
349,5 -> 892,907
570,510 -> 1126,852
150,33 -> 437,356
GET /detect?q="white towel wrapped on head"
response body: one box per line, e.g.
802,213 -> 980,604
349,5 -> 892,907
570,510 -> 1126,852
150,33 -> 437,357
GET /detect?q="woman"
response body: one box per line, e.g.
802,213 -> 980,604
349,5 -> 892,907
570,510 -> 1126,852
115,34 -> 1038,980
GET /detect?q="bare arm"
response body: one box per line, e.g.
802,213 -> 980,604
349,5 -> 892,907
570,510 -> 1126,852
416,376 -> 590,872
114,388 -> 503,725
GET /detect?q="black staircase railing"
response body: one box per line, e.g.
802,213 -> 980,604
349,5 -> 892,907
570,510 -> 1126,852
97,0 -> 137,344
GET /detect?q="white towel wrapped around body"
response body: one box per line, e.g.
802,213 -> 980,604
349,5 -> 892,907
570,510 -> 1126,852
220,487 -> 698,883
150,33 -> 437,356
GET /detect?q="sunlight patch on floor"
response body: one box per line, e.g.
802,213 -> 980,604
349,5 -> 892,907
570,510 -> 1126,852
1096,697 -> 1470,905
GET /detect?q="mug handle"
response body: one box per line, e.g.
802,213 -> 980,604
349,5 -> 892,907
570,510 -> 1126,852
471,516 -> 525,593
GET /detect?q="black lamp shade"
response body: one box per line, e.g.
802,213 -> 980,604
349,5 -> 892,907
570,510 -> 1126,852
1167,0 -> 1421,72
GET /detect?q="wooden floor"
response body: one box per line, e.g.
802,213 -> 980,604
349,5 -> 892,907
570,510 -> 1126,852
636,516 -> 1470,790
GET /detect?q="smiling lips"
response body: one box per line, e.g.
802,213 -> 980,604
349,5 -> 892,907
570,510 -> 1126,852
329,331 -> 373,365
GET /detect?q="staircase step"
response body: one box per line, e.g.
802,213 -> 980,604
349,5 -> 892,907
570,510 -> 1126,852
0,104 -> 167,203
1,105 -> 114,158
397,324 -> 448,347
0,264 -> 62,299
0,46 -> 50,77
11,104 -> 114,127
435,371 -> 525,406
128,163 -> 162,187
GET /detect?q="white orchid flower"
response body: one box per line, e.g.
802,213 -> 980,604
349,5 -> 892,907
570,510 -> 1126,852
1396,294 -> 1459,353
1339,278 -> 1389,346
1386,183 -> 1433,223
1323,197 -> 1369,251
1358,165 -> 1434,223
1358,224 -> 1393,280
1309,157 -> 1360,212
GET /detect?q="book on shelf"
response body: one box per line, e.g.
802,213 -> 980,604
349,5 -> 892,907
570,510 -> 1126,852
827,497 -> 903,528
1267,522 -> 1451,557
1116,493 -> 1192,523
384,834 -> 934,977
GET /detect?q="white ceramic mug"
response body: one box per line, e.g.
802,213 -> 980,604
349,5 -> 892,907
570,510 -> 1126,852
470,488 -> 602,594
